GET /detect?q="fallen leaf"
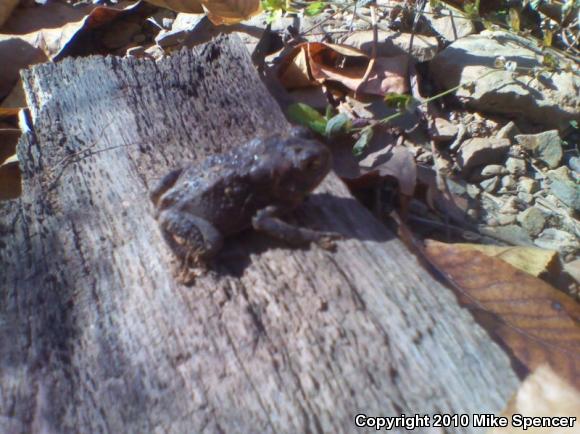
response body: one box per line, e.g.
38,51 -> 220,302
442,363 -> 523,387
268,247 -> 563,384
0,0 -> 19,28
359,143 -> 417,196
147,0 -> 261,24
144,0 -> 204,13
450,244 -> 559,278
0,2 -> 143,101
424,239 -> 580,390
0,159 -> 20,200
278,42 -> 408,96
488,365 -> 580,433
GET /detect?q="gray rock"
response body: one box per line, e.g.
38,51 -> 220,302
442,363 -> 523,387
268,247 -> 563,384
481,224 -> 534,245
568,156 -> 580,174
518,177 -> 539,194
343,30 -> 439,62
458,137 -> 511,171
496,121 -> 521,141
534,228 -> 579,256
481,164 -> 508,177
431,117 -> 458,142
497,213 -> 517,225
548,178 -> 580,211
480,176 -> 499,192
517,207 -> 546,237
500,175 -> 516,190
505,156 -> 527,175
466,183 -> 481,199
563,259 -> 580,284
546,166 -> 573,182
500,197 -> 520,214
515,130 -> 563,169
429,30 -> 580,129
424,3 -> 475,42
517,191 -> 534,204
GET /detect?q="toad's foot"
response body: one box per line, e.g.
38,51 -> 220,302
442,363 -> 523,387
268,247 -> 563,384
253,206 -> 341,250
174,253 -> 210,285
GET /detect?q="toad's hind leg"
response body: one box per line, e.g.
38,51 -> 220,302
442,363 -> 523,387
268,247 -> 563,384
158,209 -> 224,272
252,206 -> 341,250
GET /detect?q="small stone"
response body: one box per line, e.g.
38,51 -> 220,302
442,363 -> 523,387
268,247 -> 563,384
466,183 -> 481,199
343,30 -> 439,62
458,137 -> 511,171
481,224 -> 534,246
480,176 -> 499,193
547,166 -> 572,183
470,164 -> 508,182
466,208 -> 478,219
424,3 -> 475,42
505,157 -> 527,176
501,175 -> 516,190
518,177 -> 539,194
548,178 -> 580,211
431,117 -> 458,143
496,121 -> 521,141
517,192 -> 534,204
517,207 -> 546,237
500,197 -> 520,214
515,130 -> 563,169
568,156 -> 580,174
497,213 -> 517,225
534,228 -> 579,256
481,164 -> 508,177
563,259 -> 580,286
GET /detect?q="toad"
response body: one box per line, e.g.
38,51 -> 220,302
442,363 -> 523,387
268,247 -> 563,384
150,128 -> 339,277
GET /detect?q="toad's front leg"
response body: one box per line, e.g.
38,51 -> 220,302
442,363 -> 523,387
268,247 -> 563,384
252,206 -> 341,250
157,209 -> 224,281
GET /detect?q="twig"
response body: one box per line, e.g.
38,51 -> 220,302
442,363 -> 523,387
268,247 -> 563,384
356,3 -> 378,98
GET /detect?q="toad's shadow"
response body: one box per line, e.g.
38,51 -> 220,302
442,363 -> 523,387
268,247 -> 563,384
213,193 -> 395,279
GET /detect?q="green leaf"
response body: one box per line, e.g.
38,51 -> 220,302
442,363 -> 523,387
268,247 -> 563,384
287,103 -> 327,135
353,127 -> 373,156
324,105 -> 333,121
529,0 -> 543,10
570,120 -> 579,129
325,113 -> 351,138
261,0 -> 285,11
384,92 -> 418,112
305,1 -> 327,16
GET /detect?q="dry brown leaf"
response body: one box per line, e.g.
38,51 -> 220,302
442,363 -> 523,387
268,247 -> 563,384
0,2 -> 141,101
488,365 -> 580,433
277,45 -> 314,89
359,144 -> 417,196
0,0 -> 19,28
356,56 -> 408,96
278,42 -> 408,96
451,244 -> 559,278
146,0 -> 260,24
425,239 -> 580,390
0,128 -> 20,165
144,0 -> 204,13
0,158 -> 21,200
202,0 -> 261,25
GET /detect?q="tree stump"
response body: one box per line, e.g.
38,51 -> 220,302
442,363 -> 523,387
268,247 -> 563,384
0,35 -> 520,433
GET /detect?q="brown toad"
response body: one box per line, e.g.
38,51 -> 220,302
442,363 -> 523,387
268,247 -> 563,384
150,129 -> 338,275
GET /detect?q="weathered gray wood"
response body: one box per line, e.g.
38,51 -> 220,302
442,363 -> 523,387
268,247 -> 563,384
0,35 -> 520,434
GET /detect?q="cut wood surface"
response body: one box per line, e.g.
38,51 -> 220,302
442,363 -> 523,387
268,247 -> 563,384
0,35 -> 520,433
